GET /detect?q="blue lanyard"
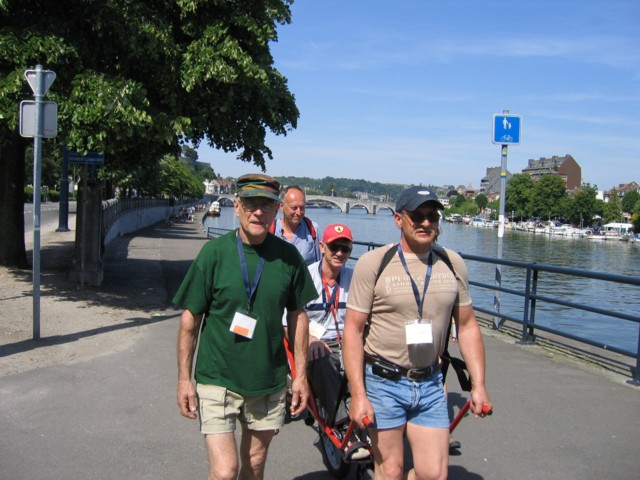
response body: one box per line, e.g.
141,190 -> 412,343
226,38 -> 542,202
397,244 -> 433,320
236,232 -> 266,314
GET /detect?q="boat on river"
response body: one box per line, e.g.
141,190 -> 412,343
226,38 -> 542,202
208,201 -> 221,216
445,213 -> 463,223
588,222 -> 634,241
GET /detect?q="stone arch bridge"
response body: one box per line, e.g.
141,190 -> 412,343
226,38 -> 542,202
214,194 -> 394,215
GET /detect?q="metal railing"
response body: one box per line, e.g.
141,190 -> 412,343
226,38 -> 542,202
351,240 -> 640,385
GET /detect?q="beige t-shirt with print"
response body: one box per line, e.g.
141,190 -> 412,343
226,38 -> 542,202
347,243 -> 472,369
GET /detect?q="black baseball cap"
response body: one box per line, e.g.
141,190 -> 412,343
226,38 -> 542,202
395,186 -> 445,212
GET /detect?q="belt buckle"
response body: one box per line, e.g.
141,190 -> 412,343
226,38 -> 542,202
406,366 -> 432,381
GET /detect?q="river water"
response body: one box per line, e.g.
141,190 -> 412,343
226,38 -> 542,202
204,206 -> 640,355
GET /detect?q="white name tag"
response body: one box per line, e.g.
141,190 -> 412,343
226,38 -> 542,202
406,321 -> 433,345
309,320 -> 327,340
230,312 -> 257,339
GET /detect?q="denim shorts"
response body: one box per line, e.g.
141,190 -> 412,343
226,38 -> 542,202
364,364 -> 449,430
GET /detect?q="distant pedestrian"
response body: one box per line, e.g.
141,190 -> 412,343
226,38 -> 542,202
174,173 -> 318,480
343,185 -> 492,480
271,185 -> 321,265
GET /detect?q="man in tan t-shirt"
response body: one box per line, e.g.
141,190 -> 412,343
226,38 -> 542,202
343,185 -> 492,480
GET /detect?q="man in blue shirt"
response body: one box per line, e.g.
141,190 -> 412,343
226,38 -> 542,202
272,185 -> 321,265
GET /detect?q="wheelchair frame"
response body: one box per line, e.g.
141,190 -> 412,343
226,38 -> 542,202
284,338 -> 491,479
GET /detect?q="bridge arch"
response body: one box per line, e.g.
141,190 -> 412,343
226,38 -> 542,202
210,193 -> 394,215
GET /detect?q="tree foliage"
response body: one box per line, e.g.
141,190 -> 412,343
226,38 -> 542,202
160,155 -> 205,199
505,174 -> 535,219
565,184 -> 598,226
474,193 -> 488,210
601,190 -> 623,224
531,174 -> 567,219
621,190 -> 639,214
0,0 -> 298,267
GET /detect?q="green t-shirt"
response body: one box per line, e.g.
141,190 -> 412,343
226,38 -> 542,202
173,231 -> 318,397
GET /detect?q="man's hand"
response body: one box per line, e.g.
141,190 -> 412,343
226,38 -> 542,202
349,393 -> 375,430
470,386 -> 492,418
289,376 -> 309,417
177,380 -> 198,419
308,337 -> 331,361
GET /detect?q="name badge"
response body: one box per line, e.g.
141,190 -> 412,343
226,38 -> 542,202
309,320 -> 327,340
230,312 -> 257,339
406,321 -> 433,345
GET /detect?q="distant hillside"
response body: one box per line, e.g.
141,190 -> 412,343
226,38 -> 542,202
275,175 -> 440,200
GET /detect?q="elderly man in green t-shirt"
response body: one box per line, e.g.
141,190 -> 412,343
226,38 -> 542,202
174,173 -> 318,480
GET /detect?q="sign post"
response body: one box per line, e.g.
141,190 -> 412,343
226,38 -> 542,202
491,111 -> 521,328
57,145 -> 70,232
20,65 -> 57,340
66,151 -> 105,288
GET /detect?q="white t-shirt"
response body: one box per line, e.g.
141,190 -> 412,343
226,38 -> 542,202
300,260 -> 353,341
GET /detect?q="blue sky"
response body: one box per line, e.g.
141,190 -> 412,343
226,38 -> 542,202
198,0 -> 640,190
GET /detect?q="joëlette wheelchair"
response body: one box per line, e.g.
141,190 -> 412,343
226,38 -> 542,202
285,337 -> 374,479
284,338 -> 490,480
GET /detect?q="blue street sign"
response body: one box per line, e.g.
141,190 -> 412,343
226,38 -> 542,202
67,151 -> 105,165
492,114 -> 522,145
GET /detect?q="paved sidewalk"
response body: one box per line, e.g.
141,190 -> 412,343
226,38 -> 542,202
1,217 -> 638,479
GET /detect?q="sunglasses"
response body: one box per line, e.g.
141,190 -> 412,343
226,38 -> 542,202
326,243 -> 352,254
239,198 -> 277,213
402,210 -> 440,224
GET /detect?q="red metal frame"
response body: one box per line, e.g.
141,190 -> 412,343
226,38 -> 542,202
284,337 -> 372,457
285,338 -> 490,461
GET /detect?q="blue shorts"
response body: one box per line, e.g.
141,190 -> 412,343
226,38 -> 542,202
364,364 -> 449,430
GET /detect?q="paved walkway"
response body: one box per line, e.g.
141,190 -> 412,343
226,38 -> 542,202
1,216 -> 638,479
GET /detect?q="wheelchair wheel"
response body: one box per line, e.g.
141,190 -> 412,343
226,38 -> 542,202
357,464 -> 375,480
319,430 -> 350,478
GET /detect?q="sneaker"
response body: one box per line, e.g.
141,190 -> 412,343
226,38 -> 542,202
349,446 -> 371,461
344,439 -> 371,461
449,438 -> 461,453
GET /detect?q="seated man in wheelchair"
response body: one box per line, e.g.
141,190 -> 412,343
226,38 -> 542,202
304,224 -> 370,461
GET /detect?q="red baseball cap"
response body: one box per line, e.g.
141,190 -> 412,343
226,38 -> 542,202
322,224 -> 353,244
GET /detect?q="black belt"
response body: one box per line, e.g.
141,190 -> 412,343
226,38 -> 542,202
364,353 -> 439,381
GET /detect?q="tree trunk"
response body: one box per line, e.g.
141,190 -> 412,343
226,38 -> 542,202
0,131 -> 29,268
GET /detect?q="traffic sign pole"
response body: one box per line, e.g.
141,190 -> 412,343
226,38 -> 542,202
22,65 -> 57,340
492,109 -> 521,329
32,65 -> 45,340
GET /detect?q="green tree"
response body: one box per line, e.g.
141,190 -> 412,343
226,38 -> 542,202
602,190 -> 623,224
622,190 -> 640,214
160,155 -> 205,199
566,184 -> 598,227
475,193 -> 488,211
631,199 -> 640,233
0,0 -> 298,267
454,195 -> 465,208
531,175 -> 567,220
505,174 -> 535,220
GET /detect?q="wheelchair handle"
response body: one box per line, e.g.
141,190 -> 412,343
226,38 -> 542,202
362,415 -> 376,429
482,404 -> 493,415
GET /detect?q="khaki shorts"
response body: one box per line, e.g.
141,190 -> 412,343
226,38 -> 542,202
196,383 -> 286,434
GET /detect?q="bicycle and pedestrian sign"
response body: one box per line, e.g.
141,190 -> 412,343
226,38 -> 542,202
492,113 -> 522,145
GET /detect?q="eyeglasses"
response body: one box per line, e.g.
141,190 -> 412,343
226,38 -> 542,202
402,210 -> 440,224
239,198 -> 277,213
326,243 -> 352,254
